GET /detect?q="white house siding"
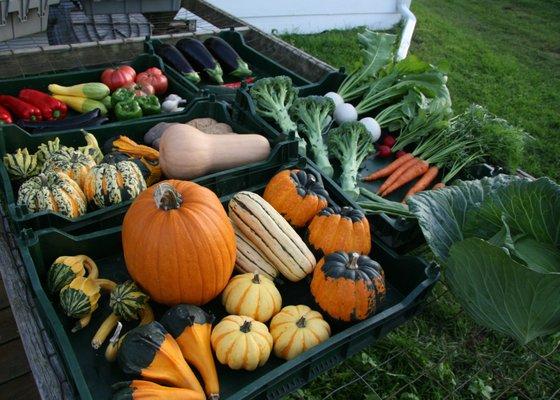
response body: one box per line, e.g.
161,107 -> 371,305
205,0 -> 408,34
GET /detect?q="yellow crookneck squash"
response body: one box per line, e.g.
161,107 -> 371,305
112,380 -> 205,400
160,304 -> 220,399
122,180 -> 236,305
117,322 -> 204,394
263,169 -> 329,227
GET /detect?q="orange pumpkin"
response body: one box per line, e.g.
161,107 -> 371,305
310,252 -> 385,322
263,169 -> 329,227
122,180 -> 236,305
307,206 -> 371,255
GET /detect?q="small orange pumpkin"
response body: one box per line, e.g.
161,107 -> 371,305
122,180 -> 236,306
307,206 -> 371,255
310,252 -> 385,322
263,169 -> 329,227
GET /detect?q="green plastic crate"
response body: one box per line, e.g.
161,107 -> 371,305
0,54 -> 200,135
144,30 -> 346,101
0,99 -> 298,233
18,156 -> 440,400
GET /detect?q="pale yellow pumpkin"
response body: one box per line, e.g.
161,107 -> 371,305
222,272 -> 282,322
210,315 -> 273,371
269,305 -> 331,360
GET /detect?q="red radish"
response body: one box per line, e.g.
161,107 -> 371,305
383,135 -> 396,147
377,145 -> 392,158
396,150 -> 407,158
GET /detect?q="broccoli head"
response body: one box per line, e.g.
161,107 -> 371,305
249,76 -> 299,134
290,96 -> 335,177
328,121 -> 374,199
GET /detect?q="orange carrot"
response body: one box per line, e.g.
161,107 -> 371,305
363,153 -> 413,181
402,166 -> 439,201
432,182 -> 446,190
381,159 -> 430,197
377,157 -> 420,194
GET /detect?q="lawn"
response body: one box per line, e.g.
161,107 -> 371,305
279,0 -> 560,398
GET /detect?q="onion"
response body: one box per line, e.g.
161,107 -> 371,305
324,92 -> 344,107
334,103 -> 358,124
360,117 -> 381,142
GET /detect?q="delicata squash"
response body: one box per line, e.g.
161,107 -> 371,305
117,322 -> 204,394
160,305 -> 220,399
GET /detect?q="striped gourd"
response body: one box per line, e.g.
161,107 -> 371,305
36,137 -> 62,164
41,147 -> 96,188
78,131 -> 103,163
228,191 -> 316,282
110,280 -> 149,321
59,276 -> 101,319
83,161 -> 146,209
3,148 -> 40,180
233,224 -> 278,280
17,172 -> 87,218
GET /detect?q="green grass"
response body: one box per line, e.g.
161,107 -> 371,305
280,1 -> 560,398
282,0 -> 560,180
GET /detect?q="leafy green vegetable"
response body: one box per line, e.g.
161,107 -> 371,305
336,31 -> 397,102
250,76 -> 299,135
328,121 -> 374,199
408,175 -> 560,344
290,96 -> 335,177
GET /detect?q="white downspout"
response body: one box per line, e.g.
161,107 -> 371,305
396,0 -> 416,60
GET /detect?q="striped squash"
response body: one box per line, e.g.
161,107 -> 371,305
83,161 -> 146,209
233,224 -> 278,280
228,191 -> 316,282
17,172 -> 86,218
41,147 -> 96,188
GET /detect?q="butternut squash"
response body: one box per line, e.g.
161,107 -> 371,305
159,124 -> 270,180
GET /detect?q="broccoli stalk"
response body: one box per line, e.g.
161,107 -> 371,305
328,121 -> 374,199
249,76 -> 298,135
291,96 -> 335,177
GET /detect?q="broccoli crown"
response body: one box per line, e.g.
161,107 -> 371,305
290,95 -> 335,135
328,121 -> 374,165
249,76 -> 299,133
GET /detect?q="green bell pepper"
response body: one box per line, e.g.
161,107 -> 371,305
114,100 -> 142,121
111,88 -> 135,107
136,95 -> 161,115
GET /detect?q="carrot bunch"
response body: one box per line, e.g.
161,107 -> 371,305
363,129 -> 480,201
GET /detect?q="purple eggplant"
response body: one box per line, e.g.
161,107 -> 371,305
154,43 -> 200,84
175,38 -> 224,84
204,36 -> 252,78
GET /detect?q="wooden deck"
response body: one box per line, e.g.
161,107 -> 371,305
0,277 -> 40,400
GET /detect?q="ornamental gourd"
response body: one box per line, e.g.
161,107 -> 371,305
308,206 -> 371,255
3,148 -> 40,181
17,172 -> 87,218
122,180 -> 236,305
47,255 -> 98,295
222,272 -> 282,322
36,137 -> 61,164
211,315 -> 273,371
82,161 -> 146,209
117,322 -> 204,394
41,148 -> 96,188
229,191 -> 316,282
263,169 -> 329,227
310,252 -> 386,322
269,305 -> 331,360
160,305 -> 219,399
112,380 -> 205,400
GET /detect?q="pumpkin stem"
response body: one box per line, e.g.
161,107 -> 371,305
296,316 -> 307,328
154,182 -> 183,210
38,173 -> 48,185
348,253 -> 360,270
252,272 -> 261,284
240,320 -> 252,333
304,173 -> 317,189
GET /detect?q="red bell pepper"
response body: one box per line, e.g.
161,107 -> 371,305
0,105 -> 12,124
222,76 -> 255,89
0,95 -> 42,121
18,89 -> 67,120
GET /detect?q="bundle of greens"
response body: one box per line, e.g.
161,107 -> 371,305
290,96 -> 335,177
409,175 -> 560,344
328,121 -> 374,199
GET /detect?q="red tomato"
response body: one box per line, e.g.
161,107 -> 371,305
123,82 -> 155,97
101,65 -> 136,92
136,67 -> 168,95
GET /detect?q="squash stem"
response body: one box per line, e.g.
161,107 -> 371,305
81,255 -> 99,280
296,316 -> 307,328
72,313 -> 92,333
348,253 -> 360,270
252,272 -> 261,284
154,182 -> 183,210
240,320 -> 252,333
92,313 -> 120,349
